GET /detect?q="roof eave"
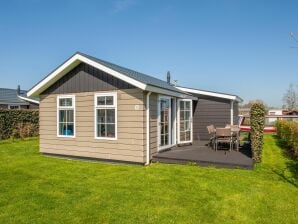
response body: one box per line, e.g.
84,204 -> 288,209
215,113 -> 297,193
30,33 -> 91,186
145,85 -> 197,100
17,95 -> 40,105
177,86 -> 242,103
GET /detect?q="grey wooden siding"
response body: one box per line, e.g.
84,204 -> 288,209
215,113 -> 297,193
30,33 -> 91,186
42,62 -> 134,95
193,97 -> 233,141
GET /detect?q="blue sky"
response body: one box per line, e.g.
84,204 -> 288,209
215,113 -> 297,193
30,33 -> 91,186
0,0 -> 297,107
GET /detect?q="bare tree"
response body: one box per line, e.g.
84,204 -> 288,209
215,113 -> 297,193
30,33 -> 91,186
283,84 -> 297,111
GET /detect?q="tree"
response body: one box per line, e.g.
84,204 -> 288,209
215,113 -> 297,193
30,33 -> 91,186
240,99 -> 268,109
282,84 -> 297,111
250,103 -> 266,162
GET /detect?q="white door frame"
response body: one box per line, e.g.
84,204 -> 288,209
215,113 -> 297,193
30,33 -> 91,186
177,99 -> 193,144
172,98 -> 177,146
157,95 -> 173,151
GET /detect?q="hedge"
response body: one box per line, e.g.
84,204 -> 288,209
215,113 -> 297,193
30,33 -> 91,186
276,120 -> 298,159
250,103 -> 266,162
0,109 -> 39,140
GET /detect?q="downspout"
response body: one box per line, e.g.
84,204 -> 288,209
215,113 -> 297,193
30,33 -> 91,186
230,100 -> 234,125
145,91 -> 152,165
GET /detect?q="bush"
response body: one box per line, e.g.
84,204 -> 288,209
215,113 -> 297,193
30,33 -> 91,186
250,103 -> 266,162
276,120 -> 298,159
0,109 -> 39,140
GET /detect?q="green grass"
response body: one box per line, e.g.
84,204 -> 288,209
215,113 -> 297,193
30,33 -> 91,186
0,135 -> 297,224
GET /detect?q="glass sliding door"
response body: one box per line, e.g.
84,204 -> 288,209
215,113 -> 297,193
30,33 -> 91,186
158,96 -> 171,151
178,99 -> 192,144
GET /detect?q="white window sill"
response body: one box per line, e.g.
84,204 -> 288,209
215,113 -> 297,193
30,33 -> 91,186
57,135 -> 76,138
94,137 -> 117,141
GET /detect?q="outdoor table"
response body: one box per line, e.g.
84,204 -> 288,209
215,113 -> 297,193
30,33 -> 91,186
215,127 -> 240,151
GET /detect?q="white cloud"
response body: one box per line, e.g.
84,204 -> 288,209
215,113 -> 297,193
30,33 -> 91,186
113,0 -> 136,13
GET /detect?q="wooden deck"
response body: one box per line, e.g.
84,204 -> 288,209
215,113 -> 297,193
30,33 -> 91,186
152,141 -> 253,169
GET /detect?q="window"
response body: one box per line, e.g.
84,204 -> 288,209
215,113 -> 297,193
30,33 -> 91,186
57,96 -> 75,137
95,92 -> 117,140
178,100 -> 192,143
8,105 -> 20,110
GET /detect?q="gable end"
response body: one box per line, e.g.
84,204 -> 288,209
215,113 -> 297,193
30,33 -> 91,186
42,62 -> 135,95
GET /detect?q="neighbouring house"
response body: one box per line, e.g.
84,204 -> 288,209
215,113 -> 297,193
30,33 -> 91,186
268,109 -> 286,116
0,86 -> 39,109
287,110 -> 298,115
28,52 -> 242,164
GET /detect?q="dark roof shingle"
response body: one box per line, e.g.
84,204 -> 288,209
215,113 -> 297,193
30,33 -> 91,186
0,88 -> 39,105
78,52 -> 186,94
0,88 -> 29,104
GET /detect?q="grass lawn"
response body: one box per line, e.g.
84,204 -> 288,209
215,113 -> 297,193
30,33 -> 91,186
0,135 -> 297,224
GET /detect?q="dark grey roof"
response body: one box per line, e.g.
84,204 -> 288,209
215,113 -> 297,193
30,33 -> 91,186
0,88 -> 39,105
0,88 -> 28,105
78,52 -> 187,94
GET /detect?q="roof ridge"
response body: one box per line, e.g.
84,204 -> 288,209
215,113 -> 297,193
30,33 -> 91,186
77,52 -> 176,87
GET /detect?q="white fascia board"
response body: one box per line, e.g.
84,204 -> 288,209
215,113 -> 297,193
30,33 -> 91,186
177,86 -> 242,102
146,85 -> 197,100
28,54 -> 147,97
17,95 -> 40,104
27,56 -> 81,97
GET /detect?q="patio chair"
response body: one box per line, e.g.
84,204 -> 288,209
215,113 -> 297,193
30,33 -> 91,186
215,128 -> 232,151
231,125 -> 240,151
206,125 -> 216,149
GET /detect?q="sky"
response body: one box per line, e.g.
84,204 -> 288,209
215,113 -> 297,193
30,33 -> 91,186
0,0 -> 297,107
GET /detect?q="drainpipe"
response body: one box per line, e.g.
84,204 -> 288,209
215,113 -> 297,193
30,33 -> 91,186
230,100 -> 234,125
145,91 -> 152,165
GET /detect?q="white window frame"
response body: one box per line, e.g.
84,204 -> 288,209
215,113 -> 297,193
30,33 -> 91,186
177,99 -> 193,144
57,95 -> 76,138
94,92 -> 118,140
157,95 -> 172,151
8,105 -> 21,110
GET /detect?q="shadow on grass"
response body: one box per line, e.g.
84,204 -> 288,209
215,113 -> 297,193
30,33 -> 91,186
271,135 -> 298,187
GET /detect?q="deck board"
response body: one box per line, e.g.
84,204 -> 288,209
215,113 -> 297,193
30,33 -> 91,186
152,141 -> 253,169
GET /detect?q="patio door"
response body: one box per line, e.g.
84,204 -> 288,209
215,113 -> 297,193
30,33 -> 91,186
158,96 -> 172,151
178,99 -> 193,144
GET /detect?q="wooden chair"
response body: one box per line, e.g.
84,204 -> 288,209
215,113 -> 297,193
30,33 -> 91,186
215,128 -> 232,151
231,125 -> 240,151
206,125 -> 216,149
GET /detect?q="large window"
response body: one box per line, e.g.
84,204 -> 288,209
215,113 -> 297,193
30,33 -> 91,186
95,92 -> 117,140
57,95 -> 75,137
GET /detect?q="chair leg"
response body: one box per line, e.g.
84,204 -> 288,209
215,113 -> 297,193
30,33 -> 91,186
237,139 -> 239,151
215,139 -> 217,151
230,140 -> 232,152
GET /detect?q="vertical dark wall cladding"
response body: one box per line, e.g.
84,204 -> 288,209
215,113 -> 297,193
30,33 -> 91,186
42,62 -> 134,95
193,97 -> 232,141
